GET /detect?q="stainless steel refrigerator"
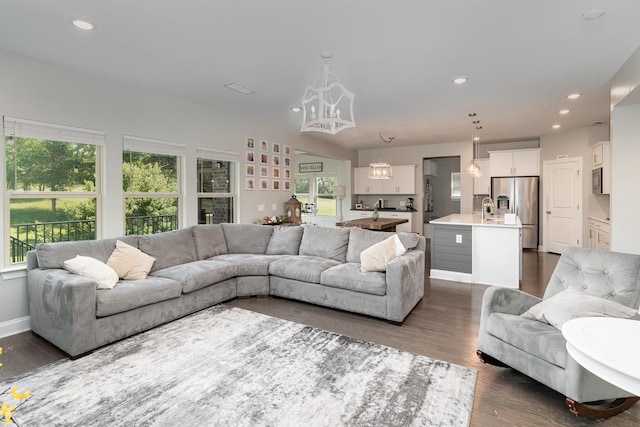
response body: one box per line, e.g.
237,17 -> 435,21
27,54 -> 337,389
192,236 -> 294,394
491,176 -> 539,249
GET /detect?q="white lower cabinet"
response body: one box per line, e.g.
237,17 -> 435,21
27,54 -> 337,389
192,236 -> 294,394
588,217 -> 610,251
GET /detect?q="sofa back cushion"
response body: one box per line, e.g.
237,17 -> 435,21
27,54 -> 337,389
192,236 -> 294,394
346,228 -> 421,263
192,225 -> 228,259
138,228 -> 198,272
221,223 -> 273,254
544,246 -> 640,309
265,225 -> 304,255
299,224 -> 350,263
35,235 -> 138,269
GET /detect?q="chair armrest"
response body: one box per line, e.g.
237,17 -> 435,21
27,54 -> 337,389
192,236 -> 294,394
385,249 -> 425,322
481,286 -> 541,317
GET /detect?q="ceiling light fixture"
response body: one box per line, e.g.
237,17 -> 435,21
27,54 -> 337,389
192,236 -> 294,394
465,113 -> 482,177
369,133 -> 394,179
290,107 -> 301,113
300,52 -> 355,135
552,124 -> 561,129
582,8 -> 606,21
567,93 -> 581,100
71,18 -> 95,31
559,109 -> 570,115
453,76 -> 468,85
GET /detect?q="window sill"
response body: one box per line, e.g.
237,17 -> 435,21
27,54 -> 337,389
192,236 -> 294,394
1,266 -> 27,280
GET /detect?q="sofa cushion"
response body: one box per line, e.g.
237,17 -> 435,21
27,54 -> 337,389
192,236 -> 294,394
487,312 -> 567,368
192,224 -> 228,259
212,254 -> 284,276
96,277 -> 182,317
360,235 -> 406,273
138,228 -> 198,272
265,225 -> 304,255
299,225 -> 350,263
321,263 -> 387,296
522,287 -> 638,330
35,236 -> 138,269
221,223 -> 273,254
63,255 -> 119,290
151,260 -> 237,294
107,240 -> 156,280
269,255 -> 340,284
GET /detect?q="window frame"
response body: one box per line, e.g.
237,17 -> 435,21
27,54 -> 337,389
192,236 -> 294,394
196,149 -> 238,224
294,171 -> 338,217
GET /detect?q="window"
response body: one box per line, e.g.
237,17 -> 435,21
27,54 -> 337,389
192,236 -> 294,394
197,150 -> 236,224
3,117 -> 103,265
451,172 -> 461,200
123,136 -> 184,235
294,172 -> 337,216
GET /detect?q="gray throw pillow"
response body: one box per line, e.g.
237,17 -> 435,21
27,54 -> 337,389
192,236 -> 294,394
299,224 -> 350,263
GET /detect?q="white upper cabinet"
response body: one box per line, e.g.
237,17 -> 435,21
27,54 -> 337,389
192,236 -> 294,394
489,148 -> 540,176
353,165 -> 416,195
473,159 -> 491,195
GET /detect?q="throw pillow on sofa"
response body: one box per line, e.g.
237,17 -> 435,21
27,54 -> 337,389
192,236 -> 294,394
64,255 -> 119,289
360,235 -> 407,273
107,240 -> 156,280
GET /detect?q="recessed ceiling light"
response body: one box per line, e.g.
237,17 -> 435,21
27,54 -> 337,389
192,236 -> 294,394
71,18 -> 96,31
452,76 -> 468,85
559,109 -> 570,115
552,124 -> 561,129
291,107 -> 301,113
223,82 -> 255,95
567,93 -> 581,100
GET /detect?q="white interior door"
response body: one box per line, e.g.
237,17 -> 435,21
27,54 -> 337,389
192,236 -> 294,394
543,158 -> 582,254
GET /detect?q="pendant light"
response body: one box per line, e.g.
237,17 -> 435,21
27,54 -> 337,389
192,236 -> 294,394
369,133 -> 394,179
464,113 -> 482,177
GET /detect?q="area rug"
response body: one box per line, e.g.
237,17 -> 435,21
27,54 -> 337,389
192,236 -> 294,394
9,305 -> 477,426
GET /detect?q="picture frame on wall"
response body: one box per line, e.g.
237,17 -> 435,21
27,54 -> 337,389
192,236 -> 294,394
260,153 -> 269,164
272,142 -> 280,153
245,151 -> 254,163
284,145 -> 291,156
260,166 -> 269,177
284,168 -> 291,179
284,180 -> 291,191
260,179 -> 269,191
245,178 -> 255,191
272,155 -> 280,166
245,164 -> 255,176
260,140 -> 269,152
272,180 -> 280,191
272,167 -> 280,178
284,157 -> 291,167
246,137 -> 255,149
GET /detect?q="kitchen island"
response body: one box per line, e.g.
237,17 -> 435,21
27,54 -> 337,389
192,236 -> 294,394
336,217 -> 408,232
429,213 -> 522,288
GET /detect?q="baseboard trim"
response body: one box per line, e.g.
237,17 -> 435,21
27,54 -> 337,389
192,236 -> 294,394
429,269 -> 473,283
0,316 -> 31,339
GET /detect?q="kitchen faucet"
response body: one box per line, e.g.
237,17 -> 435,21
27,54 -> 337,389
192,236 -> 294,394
481,197 -> 494,221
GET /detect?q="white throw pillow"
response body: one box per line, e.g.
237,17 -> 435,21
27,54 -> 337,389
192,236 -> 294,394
63,255 -> 119,290
107,240 -> 156,280
360,235 -> 406,273
521,287 -> 638,330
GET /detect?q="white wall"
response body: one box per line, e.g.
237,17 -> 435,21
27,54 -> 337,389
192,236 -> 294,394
0,48 -> 356,329
539,124 -> 610,248
610,45 -> 640,255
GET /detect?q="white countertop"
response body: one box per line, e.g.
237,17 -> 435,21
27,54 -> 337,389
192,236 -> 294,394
429,213 -> 522,228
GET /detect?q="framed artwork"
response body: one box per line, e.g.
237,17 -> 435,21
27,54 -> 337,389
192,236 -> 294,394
260,166 -> 269,177
260,153 -> 269,164
246,137 -> 255,149
284,168 -> 291,179
272,167 -> 280,178
272,180 -> 280,191
245,178 -> 255,191
284,145 -> 291,156
284,180 -> 291,191
245,164 -> 255,176
272,142 -> 280,153
260,140 -> 269,152
245,151 -> 255,163
260,179 -> 269,191
284,157 -> 291,167
272,155 -> 280,166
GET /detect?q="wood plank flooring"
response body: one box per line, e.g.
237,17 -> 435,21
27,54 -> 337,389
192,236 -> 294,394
1,249 -> 638,426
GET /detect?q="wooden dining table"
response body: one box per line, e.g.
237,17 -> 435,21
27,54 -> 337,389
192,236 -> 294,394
335,217 -> 408,232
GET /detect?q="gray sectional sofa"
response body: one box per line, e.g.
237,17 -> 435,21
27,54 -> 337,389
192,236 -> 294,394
27,223 -> 426,357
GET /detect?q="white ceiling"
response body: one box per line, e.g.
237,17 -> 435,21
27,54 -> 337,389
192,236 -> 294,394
1,1 -> 639,150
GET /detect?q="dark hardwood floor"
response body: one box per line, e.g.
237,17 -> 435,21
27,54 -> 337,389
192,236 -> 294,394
1,248 -> 638,426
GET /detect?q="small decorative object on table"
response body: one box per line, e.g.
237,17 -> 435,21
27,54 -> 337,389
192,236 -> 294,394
372,202 -> 379,221
255,215 -> 289,225
284,195 -> 302,224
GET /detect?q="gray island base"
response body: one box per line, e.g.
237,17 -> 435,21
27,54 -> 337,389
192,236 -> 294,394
429,214 -> 522,288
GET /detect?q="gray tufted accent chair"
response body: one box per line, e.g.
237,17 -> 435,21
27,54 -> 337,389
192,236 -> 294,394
477,246 -> 640,419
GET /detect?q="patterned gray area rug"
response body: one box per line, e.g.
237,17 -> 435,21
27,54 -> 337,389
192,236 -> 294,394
10,305 -> 477,426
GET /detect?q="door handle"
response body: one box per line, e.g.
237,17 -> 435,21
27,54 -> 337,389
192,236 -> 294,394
546,210 -> 551,214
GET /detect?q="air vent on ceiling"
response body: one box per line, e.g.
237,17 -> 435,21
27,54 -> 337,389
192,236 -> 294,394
223,83 -> 255,94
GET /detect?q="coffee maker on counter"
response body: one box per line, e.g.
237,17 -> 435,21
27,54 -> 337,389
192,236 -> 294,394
406,198 -> 414,210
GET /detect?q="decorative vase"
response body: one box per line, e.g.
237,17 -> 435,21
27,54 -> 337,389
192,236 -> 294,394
372,209 -> 379,221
